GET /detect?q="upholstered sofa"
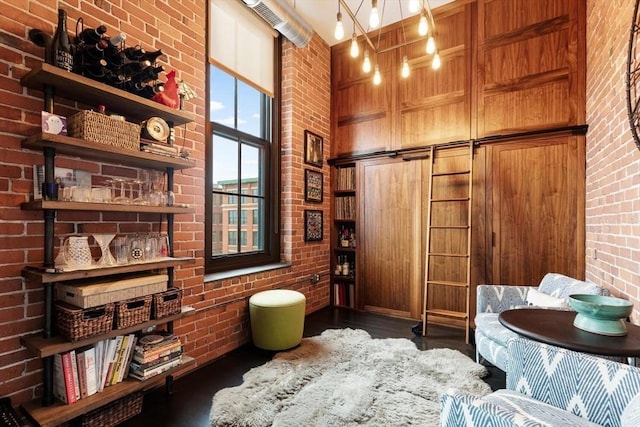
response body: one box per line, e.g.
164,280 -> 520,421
441,337 -> 640,427
474,273 -> 609,371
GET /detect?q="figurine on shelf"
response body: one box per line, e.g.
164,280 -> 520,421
152,69 -> 179,109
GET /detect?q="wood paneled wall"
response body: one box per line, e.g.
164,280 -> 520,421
331,0 -> 586,324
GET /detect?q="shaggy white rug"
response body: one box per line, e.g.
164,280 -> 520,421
210,328 -> 491,426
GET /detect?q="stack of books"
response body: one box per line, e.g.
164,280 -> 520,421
53,334 -> 137,405
129,332 -> 183,380
140,139 -> 179,157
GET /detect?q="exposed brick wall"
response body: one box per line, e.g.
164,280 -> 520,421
586,0 -> 640,321
0,0 -> 330,406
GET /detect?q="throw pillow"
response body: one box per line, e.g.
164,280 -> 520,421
622,393 -> 640,427
525,288 -> 568,308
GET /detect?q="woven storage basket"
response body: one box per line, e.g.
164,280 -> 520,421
67,110 -> 140,151
152,287 -> 183,319
55,301 -> 114,342
115,294 -> 152,329
79,392 -> 143,427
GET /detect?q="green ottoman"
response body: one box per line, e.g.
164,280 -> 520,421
249,289 -> 306,351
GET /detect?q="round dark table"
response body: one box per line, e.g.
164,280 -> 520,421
499,309 -> 640,357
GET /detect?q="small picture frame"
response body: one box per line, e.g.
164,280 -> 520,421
304,169 -> 323,202
304,209 -> 323,241
304,130 -> 323,168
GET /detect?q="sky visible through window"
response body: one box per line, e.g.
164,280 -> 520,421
210,66 -> 263,185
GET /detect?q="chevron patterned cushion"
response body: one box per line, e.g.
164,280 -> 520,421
507,338 -> 640,426
475,313 -> 519,347
622,393 -> 640,427
484,390 -> 599,426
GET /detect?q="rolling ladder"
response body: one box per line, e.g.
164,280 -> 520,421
422,141 -> 474,343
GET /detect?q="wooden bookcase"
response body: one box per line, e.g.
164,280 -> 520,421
19,63 -> 196,427
331,162 -> 357,309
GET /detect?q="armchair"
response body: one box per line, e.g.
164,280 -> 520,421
441,337 -> 640,427
474,273 -> 609,371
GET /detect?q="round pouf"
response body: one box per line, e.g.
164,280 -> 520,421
249,289 -> 306,351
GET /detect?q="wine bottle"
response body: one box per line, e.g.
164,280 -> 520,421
103,32 -> 127,67
119,59 -> 151,79
139,49 -> 164,63
52,9 -> 73,72
122,46 -> 146,61
84,58 -> 109,81
133,65 -> 165,85
75,24 -> 107,45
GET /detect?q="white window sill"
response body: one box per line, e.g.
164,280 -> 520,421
204,261 -> 292,282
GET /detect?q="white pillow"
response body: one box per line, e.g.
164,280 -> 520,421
526,288 -> 568,308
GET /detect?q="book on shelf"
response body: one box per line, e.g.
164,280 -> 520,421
128,356 -> 182,380
75,347 -> 88,399
83,346 -> 98,397
53,352 -> 77,404
336,166 -> 355,191
129,348 -> 183,372
68,350 -> 80,402
104,335 -> 124,387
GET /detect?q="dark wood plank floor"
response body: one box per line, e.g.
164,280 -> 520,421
120,307 -> 505,427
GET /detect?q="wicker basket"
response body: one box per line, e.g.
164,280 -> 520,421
78,392 -> 143,427
67,110 -> 140,151
152,287 -> 183,319
115,294 -> 152,329
55,301 -> 114,342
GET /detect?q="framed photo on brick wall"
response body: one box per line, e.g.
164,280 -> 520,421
304,169 -> 323,202
304,130 -> 323,168
304,209 -> 323,241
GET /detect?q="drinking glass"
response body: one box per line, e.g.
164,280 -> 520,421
157,234 -> 170,258
127,234 -> 145,262
112,236 -> 129,264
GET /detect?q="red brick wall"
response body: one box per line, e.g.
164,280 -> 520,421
0,0 -> 330,405
586,0 -> 640,321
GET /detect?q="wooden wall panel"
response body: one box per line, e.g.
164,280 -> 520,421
486,133 -> 585,284
477,0 -> 584,136
359,158 -> 423,318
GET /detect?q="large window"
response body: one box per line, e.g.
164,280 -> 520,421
206,63 -> 280,273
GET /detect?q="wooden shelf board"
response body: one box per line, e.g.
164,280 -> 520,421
21,199 -> 194,214
20,356 -> 195,427
22,133 -> 195,170
331,276 -> 355,282
20,311 -> 194,358
21,63 -> 194,126
334,189 -> 356,195
432,170 -> 470,176
22,257 -> 195,284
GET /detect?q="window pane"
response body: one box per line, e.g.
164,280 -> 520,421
242,143 -> 262,196
244,196 -> 263,251
237,79 -> 262,137
212,133 -> 238,191
210,67 -> 236,127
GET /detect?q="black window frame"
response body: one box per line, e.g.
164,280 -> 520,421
205,40 -> 281,274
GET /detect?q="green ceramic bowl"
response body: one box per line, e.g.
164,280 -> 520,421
568,294 -> 633,336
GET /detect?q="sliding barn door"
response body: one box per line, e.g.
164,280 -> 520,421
359,158 -> 424,319
488,134 -> 585,284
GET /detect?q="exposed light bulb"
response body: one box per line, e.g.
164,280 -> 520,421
350,34 -> 359,57
362,50 -> 372,73
401,56 -> 410,78
432,52 -> 441,70
426,36 -> 436,54
373,64 -> 382,85
418,11 -> 429,36
370,0 -> 380,28
334,12 -> 344,40
408,0 -> 420,13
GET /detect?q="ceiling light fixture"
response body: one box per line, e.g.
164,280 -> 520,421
338,0 -> 440,85
334,1 -> 345,40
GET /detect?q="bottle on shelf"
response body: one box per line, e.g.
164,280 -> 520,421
103,32 -> 127,67
75,24 -> 107,45
122,45 -> 146,61
139,48 -> 164,63
51,8 -> 73,72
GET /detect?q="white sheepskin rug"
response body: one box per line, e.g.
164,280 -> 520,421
210,328 -> 490,426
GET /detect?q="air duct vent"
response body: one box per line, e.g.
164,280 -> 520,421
242,0 -> 313,47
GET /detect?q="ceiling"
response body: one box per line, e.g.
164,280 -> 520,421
285,0 -> 455,46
